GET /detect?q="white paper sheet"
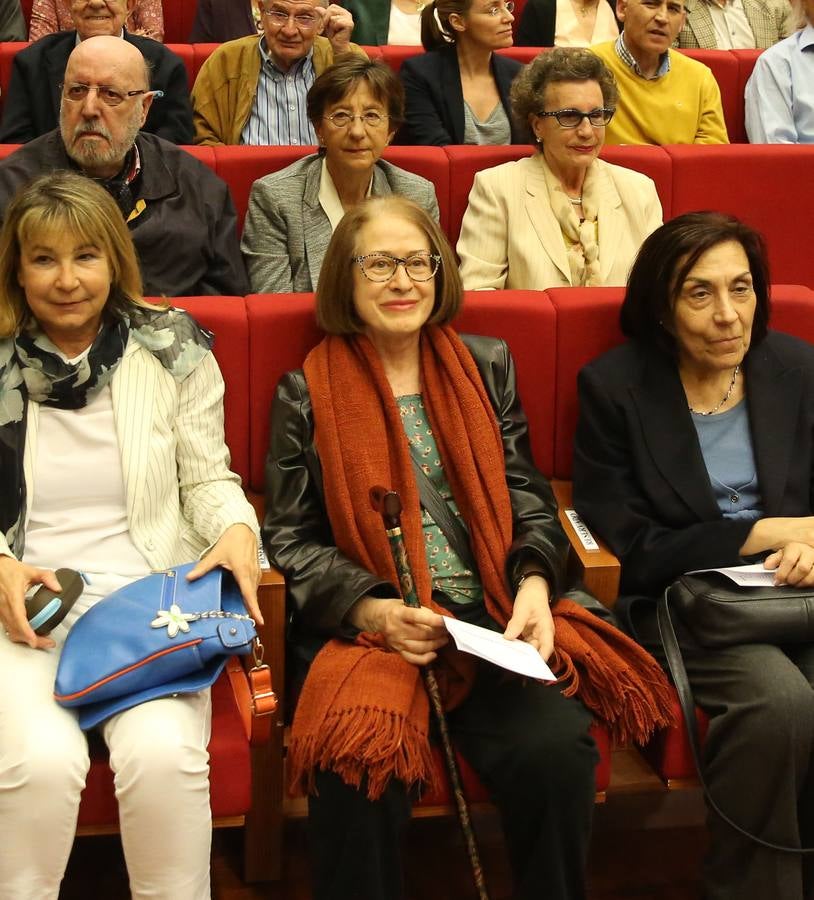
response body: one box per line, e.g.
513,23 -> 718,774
442,617 -> 556,681
686,562 -> 776,587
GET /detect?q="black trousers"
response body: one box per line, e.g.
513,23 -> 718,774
307,659 -> 598,900
635,602 -> 814,900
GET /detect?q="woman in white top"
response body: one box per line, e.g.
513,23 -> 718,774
241,56 -> 439,293
0,172 -> 260,900
457,48 -> 663,291
516,0 -> 619,47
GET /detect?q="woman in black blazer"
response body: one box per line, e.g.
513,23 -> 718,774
400,0 -> 525,145
573,212 -> 814,900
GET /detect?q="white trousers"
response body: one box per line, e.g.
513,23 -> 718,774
0,590 -> 213,900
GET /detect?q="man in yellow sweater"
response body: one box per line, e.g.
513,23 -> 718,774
591,0 -> 729,144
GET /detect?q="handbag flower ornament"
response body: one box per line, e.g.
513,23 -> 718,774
151,603 -> 199,637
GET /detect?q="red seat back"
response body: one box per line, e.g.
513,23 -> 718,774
678,48 -> 742,142
162,0 -> 199,43
547,286 -> 626,480
768,285 -> 814,343
667,145 -> 814,288
214,145 -> 315,234
191,43 -> 222,84
733,48 -> 764,142
165,43 -> 194,89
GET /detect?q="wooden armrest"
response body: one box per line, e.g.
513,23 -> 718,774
551,480 -> 620,608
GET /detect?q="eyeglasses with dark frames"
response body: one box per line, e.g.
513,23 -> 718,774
353,251 -> 442,283
60,83 -> 162,107
260,7 -> 320,29
325,111 -> 389,129
536,107 -> 615,128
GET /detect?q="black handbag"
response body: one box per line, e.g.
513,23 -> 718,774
658,574 -> 814,854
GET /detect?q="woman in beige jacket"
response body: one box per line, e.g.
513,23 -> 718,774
457,48 -> 662,291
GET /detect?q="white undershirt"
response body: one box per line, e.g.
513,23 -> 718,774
554,0 -> 619,46
318,157 -> 373,232
387,1 -> 422,45
706,0 -> 756,49
23,382 -> 152,591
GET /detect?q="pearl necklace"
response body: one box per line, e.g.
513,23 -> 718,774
568,196 -> 583,205
687,365 -> 740,416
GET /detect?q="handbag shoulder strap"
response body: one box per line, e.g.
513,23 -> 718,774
657,589 -> 814,855
409,451 -> 478,575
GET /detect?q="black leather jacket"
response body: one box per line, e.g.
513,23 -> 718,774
263,334 -> 569,662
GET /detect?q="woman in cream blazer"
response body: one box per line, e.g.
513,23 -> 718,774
458,48 -> 663,291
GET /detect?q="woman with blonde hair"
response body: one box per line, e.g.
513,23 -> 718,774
0,171 -> 260,900
458,47 -> 662,290
400,0 -> 525,145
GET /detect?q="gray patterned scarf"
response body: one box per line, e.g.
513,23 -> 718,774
0,304 -> 213,556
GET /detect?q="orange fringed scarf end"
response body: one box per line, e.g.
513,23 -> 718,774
549,600 -> 676,745
288,706 -> 441,801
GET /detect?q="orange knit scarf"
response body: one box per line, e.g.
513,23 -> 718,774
288,326 -> 672,800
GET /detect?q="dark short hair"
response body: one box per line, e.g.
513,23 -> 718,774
620,212 -> 771,357
510,48 -> 619,142
306,55 -> 405,129
316,196 -> 461,335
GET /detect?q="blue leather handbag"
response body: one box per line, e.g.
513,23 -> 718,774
54,562 -> 257,730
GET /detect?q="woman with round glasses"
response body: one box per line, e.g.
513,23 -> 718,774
400,0 -> 525,145
458,48 -> 662,290
264,193 -> 654,900
241,56 -> 439,294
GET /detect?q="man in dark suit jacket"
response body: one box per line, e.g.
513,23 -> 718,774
0,36 -> 247,298
0,0 -> 192,144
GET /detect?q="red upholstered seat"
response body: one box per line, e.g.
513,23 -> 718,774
666,145 -> 814,289
678,48 -> 742,142
162,0 -> 199,43
165,43 -> 195,88
546,286 -> 626,481
733,49 -> 763,144
191,43 -> 221,83
212,145 -> 315,234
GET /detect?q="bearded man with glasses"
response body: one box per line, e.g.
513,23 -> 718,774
0,37 -> 249,299
191,0 -> 367,146
0,0 -> 191,144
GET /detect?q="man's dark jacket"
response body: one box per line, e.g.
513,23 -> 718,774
0,30 -> 194,144
0,130 -> 248,298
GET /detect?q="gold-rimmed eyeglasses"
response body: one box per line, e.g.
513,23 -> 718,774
353,252 -> 442,282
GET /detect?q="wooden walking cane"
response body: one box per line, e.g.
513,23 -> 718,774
369,486 -> 489,900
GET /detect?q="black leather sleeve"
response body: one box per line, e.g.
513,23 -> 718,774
462,334 -> 569,600
262,370 -> 397,640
